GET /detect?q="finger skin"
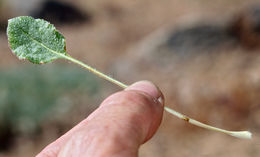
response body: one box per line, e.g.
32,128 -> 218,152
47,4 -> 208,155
36,81 -> 164,157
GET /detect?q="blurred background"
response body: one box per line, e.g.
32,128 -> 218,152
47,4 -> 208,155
0,0 -> 260,156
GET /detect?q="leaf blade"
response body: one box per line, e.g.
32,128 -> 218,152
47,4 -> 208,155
7,16 -> 67,64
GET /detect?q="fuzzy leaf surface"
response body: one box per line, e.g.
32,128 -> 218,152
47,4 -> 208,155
7,16 -> 67,64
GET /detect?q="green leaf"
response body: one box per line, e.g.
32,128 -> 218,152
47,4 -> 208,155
7,16 -> 67,64
7,16 -> 129,89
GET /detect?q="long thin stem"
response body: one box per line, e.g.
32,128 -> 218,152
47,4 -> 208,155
63,55 -> 252,139
62,55 -> 128,89
164,107 -> 252,139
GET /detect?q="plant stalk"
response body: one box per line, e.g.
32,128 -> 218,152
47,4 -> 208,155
63,54 -> 252,139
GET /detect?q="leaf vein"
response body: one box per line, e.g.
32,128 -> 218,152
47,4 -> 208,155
20,28 -> 66,58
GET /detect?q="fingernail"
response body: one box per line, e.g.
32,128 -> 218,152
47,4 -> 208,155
125,80 -> 164,105
158,96 -> 164,105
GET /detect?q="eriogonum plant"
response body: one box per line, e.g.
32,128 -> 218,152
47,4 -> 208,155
7,16 -> 252,139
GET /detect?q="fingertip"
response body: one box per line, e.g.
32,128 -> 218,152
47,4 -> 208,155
125,81 -> 164,142
125,80 -> 164,106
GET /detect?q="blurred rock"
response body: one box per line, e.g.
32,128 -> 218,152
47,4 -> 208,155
31,0 -> 92,25
157,4 -> 260,54
165,24 -> 237,54
0,21 -> 7,32
7,0 -> 42,15
112,5 -> 260,132
0,0 -> 92,32
231,5 -> 260,49
0,0 -> 11,32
